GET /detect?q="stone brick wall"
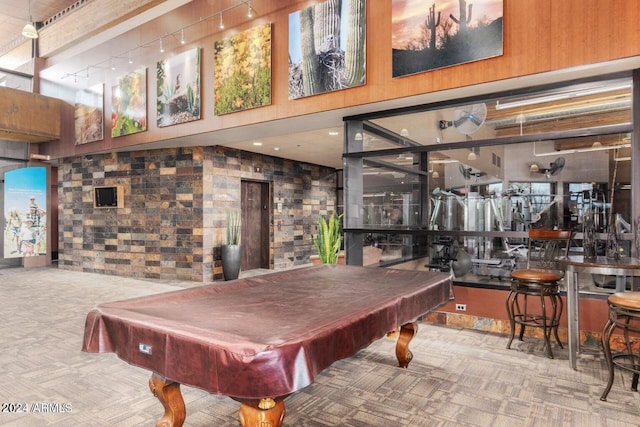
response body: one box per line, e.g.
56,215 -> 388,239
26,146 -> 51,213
58,146 -> 337,282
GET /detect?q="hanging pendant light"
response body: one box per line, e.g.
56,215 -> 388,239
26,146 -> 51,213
22,0 -> 39,39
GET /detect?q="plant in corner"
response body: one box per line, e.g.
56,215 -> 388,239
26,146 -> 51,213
226,210 -> 241,246
221,210 -> 242,280
313,213 -> 343,264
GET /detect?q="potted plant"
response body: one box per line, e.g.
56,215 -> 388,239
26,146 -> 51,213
312,213 -> 344,264
221,210 -> 241,280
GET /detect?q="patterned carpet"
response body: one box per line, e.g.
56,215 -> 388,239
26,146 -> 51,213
0,266 -> 638,426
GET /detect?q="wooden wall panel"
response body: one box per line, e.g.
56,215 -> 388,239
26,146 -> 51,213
550,0 -> 640,70
37,0 -> 640,159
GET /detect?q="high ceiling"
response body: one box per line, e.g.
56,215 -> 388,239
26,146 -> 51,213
0,0 -> 78,57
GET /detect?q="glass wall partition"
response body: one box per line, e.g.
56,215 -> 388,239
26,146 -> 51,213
0,68 -> 33,92
343,74 -> 635,292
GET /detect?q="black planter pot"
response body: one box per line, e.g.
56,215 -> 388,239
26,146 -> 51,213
221,244 -> 241,280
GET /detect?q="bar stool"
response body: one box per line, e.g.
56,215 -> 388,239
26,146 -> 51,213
600,292 -> 640,401
506,229 -> 573,359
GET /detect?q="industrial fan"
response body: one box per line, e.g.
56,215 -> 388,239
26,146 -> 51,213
459,164 -> 487,181
530,157 -> 566,179
439,103 -> 488,135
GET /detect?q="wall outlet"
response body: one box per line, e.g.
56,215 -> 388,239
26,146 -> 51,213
455,304 -> 467,311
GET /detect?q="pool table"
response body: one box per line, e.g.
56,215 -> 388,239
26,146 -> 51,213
83,265 -> 452,427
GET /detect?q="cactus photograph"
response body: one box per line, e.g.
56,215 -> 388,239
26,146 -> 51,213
157,48 -> 201,127
213,23 -> 272,115
288,0 -> 366,100
392,0 -> 503,78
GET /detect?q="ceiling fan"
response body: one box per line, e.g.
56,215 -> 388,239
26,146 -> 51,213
530,157 -> 566,179
439,103 -> 487,135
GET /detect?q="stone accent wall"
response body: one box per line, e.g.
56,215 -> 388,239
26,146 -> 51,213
209,147 -> 337,276
58,146 -> 337,282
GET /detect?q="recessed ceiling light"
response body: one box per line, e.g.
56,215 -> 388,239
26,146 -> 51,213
328,131 -> 339,136
253,142 -> 263,146
274,147 -> 280,151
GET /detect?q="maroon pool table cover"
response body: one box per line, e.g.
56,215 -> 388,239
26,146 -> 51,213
83,265 -> 452,399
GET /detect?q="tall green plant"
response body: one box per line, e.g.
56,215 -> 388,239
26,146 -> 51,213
226,211 -> 241,245
313,213 -> 343,264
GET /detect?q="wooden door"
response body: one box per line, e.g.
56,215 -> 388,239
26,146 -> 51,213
241,180 -> 270,270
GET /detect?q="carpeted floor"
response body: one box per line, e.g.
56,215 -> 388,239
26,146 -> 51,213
0,266 -> 638,426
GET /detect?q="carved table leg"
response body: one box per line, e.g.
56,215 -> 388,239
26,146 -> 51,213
238,397 -> 286,427
396,322 -> 417,368
148,373 -> 186,427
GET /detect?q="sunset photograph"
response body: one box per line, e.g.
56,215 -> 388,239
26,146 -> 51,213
392,0 -> 503,77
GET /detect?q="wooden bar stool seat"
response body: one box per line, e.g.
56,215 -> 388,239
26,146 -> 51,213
506,229 -> 572,359
600,292 -> 640,401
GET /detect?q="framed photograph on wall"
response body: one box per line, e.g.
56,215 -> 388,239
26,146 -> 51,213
288,0 -> 366,100
392,0 -> 503,78
4,167 -> 47,258
111,67 -> 147,137
213,23 -> 272,115
74,83 -> 104,144
157,47 -> 201,127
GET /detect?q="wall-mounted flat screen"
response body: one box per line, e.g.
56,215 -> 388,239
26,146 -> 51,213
94,186 -> 123,208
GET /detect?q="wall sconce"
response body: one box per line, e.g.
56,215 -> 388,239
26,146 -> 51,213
529,163 -> 540,173
467,151 -> 477,161
354,132 -> 363,141
432,171 -> 440,179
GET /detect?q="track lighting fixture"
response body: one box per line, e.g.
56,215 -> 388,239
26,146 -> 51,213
63,0 -> 255,78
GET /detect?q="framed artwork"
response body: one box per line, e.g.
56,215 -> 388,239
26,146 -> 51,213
4,167 -> 47,258
288,0 -> 366,100
214,23 -> 272,115
157,47 -> 201,127
392,0 -> 503,78
74,83 -> 104,144
111,67 -> 147,137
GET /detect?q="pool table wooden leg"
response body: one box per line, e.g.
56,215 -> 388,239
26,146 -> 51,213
148,373 -> 186,427
396,322 -> 417,368
238,397 -> 286,427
